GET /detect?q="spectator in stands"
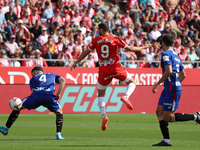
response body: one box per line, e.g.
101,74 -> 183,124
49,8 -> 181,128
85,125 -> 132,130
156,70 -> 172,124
126,0 -> 141,24
48,21 -> 58,35
69,19 -> 77,31
137,31 -> 146,46
122,22 -> 134,37
94,2 -> 106,15
107,4 -> 115,19
5,6 -> 17,39
2,0 -> 9,15
101,12 -> 112,30
82,9 -> 92,28
168,14 -> 181,40
146,46 -> 155,63
0,49 -> 10,67
186,7 -> 195,22
0,5 -> 7,40
44,1 -> 54,23
124,29 -> 138,46
165,0 -> 179,14
189,13 -> 200,35
34,49 -> 48,67
180,0 -> 191,13
151,54 -> 160,68
160,23 -> 171,35
40,8 -> 48,27
118,47 -> 127,67
57,35 -> 64,52
188,46 -> 199,61
10,53 -> 21,67
141,3 -> 154,33
63,29 -> 70,45
35,1 -> 42,13
42,36 -> 58,66
194,39 -> 200,57
50,8 -> 62,27
14,0 -> 22,19
61,10 -> 70,27
149,24 -> 161,41
84,29 -> 92,46
21,44 -> 33,58
21,1 -> 32,16
126,54 -> 138,68
112,22 -> 123,38
178,47 -> 188,61
139,54 -> 149,68
5,35 -> 20,57
121,10 -> 133,27
110,12 -> 121,30
67,37 -> 75,53
13,19 -> 30,46
153,7 -> 167,23
134,22 -> 144,37
38,27 -> 48,50
71,46 -> 81,60
21,51 -> 35,67
180,29 -> 193,48
30,7 -> 41,26
91,22 -> 100,38
79,20 -> 87,36
30,20 -> 42,41
56,45 -> 73,67
73,9 -> 82,27
88,2 -> 95,18
139,0 -> 151,10
183,56 -> 193,69
52,27 -> 62,43
80,4 -> 88,17
85,53 -> 95,68
20,9 -> 32,29
92,9 -> 102,26
173,38 -> 182,54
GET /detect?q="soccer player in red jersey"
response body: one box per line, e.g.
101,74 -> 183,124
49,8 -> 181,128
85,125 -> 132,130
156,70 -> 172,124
71,23 -> 151,131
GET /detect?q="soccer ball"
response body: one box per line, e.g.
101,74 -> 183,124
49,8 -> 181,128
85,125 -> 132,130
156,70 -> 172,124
9,97 -> 22,110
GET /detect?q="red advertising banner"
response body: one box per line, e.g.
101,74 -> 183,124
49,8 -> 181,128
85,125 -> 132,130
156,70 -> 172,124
0,84 -> 199,114
0,67 -> 200,85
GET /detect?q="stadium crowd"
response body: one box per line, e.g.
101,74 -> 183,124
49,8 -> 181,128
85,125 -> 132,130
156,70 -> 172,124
0,0 -> 200,68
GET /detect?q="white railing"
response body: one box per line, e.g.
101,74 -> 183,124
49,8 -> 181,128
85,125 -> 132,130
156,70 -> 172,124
0,58 -> 199,68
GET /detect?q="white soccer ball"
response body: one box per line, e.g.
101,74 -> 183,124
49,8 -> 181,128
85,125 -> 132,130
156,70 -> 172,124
9,97 -> 22,110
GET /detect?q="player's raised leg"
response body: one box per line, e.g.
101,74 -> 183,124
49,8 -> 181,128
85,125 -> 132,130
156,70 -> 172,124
120,74 -> 136,110
97,82 -> 109,131
0,108 -> 23,136
55,106 -> 64,140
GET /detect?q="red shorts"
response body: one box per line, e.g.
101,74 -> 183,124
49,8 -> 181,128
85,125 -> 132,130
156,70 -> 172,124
98,62 -> 128,86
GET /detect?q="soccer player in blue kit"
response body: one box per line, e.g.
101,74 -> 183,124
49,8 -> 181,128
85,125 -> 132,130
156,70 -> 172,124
0,66 -> 66,140
152,35 -> 200,146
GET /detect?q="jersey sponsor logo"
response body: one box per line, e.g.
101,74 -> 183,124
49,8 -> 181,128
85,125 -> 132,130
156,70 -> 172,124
175,57 -> 180,62
66,73 -> 80,84
163,56 -> 169,62
175,81 -> 181,86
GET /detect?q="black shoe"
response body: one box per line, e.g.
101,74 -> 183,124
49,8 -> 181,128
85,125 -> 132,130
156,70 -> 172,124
152,140 -> 172,146
195,112 -> 200,124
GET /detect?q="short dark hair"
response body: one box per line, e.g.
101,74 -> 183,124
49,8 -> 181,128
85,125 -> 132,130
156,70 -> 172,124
31,66 -> 43,73
98,23 -> 109,32
162,35 -> 174,46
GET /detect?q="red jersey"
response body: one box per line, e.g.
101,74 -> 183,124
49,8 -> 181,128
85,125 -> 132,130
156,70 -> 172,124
87,35 -> 127,66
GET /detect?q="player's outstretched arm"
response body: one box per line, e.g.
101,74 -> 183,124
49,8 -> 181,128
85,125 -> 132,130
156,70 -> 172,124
179,69 -> 186,83
125,44 -> 152,52
71,49 -> 91,71
56,77 -> 66,102
152,65 -> 172,94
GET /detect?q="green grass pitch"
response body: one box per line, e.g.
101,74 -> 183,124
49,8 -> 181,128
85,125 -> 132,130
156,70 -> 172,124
0,113 -> 199,150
